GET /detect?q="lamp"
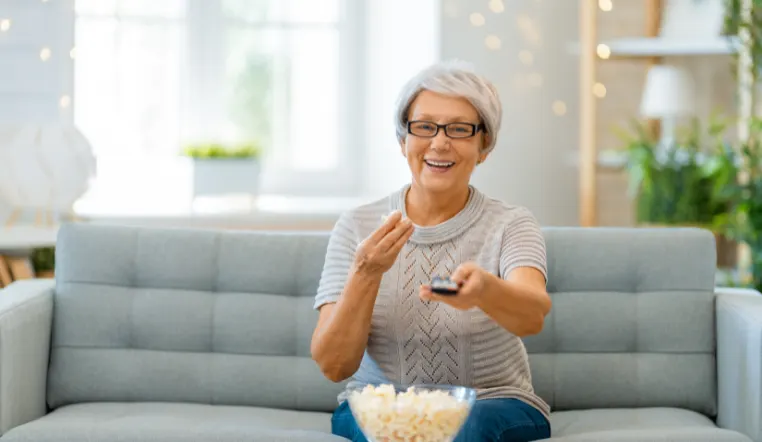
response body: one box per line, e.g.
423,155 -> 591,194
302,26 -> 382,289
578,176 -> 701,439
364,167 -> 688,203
0,124 -> 96,227
640,64 -> 696,148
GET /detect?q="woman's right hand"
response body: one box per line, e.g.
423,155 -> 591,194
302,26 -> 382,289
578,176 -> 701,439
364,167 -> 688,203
353,210 -> 414,277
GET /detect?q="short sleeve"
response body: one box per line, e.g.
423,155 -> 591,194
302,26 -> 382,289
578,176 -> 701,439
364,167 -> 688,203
499,208 -> 548,284
314,211 -> 359,310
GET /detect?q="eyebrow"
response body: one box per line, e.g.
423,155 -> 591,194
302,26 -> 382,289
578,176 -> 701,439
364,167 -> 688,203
411,113 -> 478,123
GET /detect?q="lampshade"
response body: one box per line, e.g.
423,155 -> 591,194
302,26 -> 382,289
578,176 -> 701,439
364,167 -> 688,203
640,65 -> 696,118
0,124 -> 96,213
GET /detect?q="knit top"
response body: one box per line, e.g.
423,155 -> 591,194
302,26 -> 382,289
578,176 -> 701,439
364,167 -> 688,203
313,184 -> 550,420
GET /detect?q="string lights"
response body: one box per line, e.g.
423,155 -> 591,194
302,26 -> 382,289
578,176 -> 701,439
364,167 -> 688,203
470,13 -> 486,27
40,47 -> 52,62
597,43 -> 611,59
485,35 -> 501,50
518,50 -> 534,66
1,6 -> 75,113
593,2 -> 613,100
488,0 -> 505,14
466,1 -> 568,115
552,101 -> 568,116
593,82 -> 607,98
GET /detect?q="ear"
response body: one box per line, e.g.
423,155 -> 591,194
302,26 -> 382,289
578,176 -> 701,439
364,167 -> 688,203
477,134 -> 491,164
400,139 -> 407,157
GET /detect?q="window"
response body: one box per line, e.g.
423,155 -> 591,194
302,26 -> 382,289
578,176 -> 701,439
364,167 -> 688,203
73,0 -> 363,205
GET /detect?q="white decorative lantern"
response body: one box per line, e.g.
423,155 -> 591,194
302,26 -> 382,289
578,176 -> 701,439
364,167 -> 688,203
0,124 -> 96,222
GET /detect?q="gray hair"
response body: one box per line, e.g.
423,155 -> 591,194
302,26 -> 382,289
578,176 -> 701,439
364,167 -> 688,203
394,60 -> 502,154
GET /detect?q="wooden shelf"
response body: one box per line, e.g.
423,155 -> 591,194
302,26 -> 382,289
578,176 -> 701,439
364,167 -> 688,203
576,0 -> 744,227
602,36 -> 740,57
565,151 -> 628,170
597,151 -> 628,169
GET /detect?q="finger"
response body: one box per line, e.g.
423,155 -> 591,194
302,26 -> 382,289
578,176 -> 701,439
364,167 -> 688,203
424,291 -> 457,307
455,277 -> 477,297
379,217 -> 413,251
369,210 -> 403,243
450,263 -> 475,285
419,285 -> 433,301
388,221 -> 415,253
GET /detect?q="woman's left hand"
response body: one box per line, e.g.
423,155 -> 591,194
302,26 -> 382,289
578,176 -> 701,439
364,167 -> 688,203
419,262 -> 494,310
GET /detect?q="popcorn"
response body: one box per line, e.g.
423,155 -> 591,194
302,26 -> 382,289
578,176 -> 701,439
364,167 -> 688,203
348,384 -> 472,442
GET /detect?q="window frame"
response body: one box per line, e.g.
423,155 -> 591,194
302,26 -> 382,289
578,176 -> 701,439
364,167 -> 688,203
74,0 -> 367,199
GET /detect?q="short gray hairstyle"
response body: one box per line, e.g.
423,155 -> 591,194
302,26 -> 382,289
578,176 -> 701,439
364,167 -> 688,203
394,60 -> 502,154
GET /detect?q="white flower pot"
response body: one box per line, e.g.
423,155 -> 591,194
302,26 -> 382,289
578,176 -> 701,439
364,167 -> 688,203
191,158 -> 261,197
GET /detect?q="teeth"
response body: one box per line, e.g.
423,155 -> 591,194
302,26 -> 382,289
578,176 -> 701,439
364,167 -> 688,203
425,160 -> 454,167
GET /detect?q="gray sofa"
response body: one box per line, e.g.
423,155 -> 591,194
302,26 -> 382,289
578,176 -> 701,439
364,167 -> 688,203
0,223 -> 759,442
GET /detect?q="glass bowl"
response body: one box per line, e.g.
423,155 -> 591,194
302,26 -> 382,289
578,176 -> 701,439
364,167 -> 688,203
346,384 -> 477,442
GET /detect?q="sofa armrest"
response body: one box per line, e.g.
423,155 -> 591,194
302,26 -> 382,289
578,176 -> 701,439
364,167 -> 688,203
716,286 -> 762,442
0,279 -> 54,436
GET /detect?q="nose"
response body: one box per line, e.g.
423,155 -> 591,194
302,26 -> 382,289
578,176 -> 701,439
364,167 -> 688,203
429,130 -> 451,151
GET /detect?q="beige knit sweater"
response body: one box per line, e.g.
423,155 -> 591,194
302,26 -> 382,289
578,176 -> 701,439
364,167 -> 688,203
314,184 -> 550,420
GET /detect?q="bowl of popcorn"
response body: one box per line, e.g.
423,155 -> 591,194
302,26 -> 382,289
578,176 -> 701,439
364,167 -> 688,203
346,383 -> 476,442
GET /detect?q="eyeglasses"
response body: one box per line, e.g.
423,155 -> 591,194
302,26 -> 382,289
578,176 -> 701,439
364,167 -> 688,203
407,120 -> 484,139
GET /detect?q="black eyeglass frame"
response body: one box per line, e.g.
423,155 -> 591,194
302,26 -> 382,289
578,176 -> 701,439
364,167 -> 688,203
406,120 -> 485,139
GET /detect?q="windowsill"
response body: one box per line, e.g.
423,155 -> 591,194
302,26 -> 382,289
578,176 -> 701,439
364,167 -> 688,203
67,155 -> 380,230
72,193 -> 372,230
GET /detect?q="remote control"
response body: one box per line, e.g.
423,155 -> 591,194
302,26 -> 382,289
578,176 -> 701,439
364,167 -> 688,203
430,276 -> 460,295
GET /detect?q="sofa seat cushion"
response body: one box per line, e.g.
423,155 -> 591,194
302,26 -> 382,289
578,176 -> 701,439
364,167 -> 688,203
547,408 -> 751,441
2,402 -> 347,442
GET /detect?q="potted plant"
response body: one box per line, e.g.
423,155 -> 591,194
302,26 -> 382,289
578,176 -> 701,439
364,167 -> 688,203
721,0 -> 762,288
715,117 -> 762,291
617,116 -> 740,267
182,142 -> 263,198
31,246 -> 55,279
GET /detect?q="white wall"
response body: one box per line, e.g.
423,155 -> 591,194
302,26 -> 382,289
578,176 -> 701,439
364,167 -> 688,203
362,0 -> 580,225
439,0 -> 580,226
362,0 -> 441,199
0,0 -> 74,222
1,0 -> 581,226
0,0 -> 74,125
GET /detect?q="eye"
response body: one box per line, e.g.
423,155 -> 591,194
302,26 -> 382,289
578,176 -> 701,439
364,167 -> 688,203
449,124 -> 472,134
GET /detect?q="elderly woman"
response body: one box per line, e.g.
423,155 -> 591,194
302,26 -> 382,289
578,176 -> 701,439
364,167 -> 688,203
310,60 -> 552,442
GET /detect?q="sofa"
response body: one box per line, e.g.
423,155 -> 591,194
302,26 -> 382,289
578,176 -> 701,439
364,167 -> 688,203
0,223 -> 759,441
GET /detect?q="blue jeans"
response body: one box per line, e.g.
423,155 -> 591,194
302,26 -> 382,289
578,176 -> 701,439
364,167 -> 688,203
331,397 -> 551,442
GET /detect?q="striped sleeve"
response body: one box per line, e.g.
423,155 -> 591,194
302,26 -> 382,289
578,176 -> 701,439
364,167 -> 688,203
499,208 -> 548,283
314,211 -> 358,310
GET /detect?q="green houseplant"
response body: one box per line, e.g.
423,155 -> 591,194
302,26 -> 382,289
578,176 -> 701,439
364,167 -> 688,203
721,0 -> 762,289
724,0 -> 762,82
31,246 -> 55,278
617,116 -> 740,267
181,141 -> 263,198
181,142 -> 262,160
619,117 -> 738,227
715,117 -> 762,291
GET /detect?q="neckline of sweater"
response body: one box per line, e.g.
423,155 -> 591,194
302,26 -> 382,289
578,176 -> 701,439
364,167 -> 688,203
391,183 -> 488,245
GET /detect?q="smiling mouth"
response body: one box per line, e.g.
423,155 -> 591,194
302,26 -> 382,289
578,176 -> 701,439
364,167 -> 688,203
424,159 -> 455,169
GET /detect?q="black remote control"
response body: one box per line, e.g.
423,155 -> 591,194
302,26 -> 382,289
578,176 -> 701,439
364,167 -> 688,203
430,276 -> 460,295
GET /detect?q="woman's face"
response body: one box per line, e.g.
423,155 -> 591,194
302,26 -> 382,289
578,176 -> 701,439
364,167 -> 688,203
401,90 -> 489,196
